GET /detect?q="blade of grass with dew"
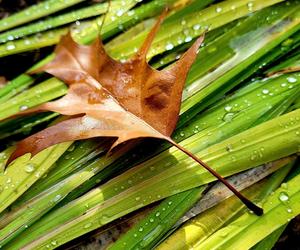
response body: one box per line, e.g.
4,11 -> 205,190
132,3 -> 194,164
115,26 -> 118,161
0,1 -> 110,44
0,78 -> 67,120
5,106 -> 300,249
7,110 -> 300,249
156,163 -> 293,250
0,0 -> 177,58
0,143 -> 133,245
107,72 -> 300,249
0,112 -> 59,140
109,158 -> 293,250
0,74 -> 37,103
13,139 -> 105,205
251,225 -> 287,250
107,0 -> 287,59
0,0 -> 86,32
40,71 -> 300,208
151,19 -> 240,69
0,141 -> 72,214
175,160 -> 295,227
0,140 -> 105,227
179,2 -> 300,123
109,187 -> 206,250
198,162 -> 300,250
0,70 -> 297,247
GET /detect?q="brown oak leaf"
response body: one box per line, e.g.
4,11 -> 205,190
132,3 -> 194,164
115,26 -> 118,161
10,14 -> 203,159
5,14 -> 262,215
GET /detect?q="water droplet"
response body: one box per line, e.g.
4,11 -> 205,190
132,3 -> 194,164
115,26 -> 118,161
116,10 -> 124,17
262,89 -> 269,94
287,77 -> 297,83
155,212 -> 160,217
133,233 -> 138,237
149,218 -> 154,223
139,227 -> 144,232
216,7 -> 222,13
247,2 -> 254,10
53,194 -> 62,202
19,105 -> 28,111
193,24 -> 201,30
184,36 -> 192,42
51,240 -> 57,246
6,178 -> 12,184
279,191 -> 289,203
180,131 -> 185,137
224,105 -> 232,112
135,196 -> 141,201
223,112 -> 235,122
25,163 -> 35,173
165,43 -> 174,51
6,42 -> 16,50
84,222 -> 92,229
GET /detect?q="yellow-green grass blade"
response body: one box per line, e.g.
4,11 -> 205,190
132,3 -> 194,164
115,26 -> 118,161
0,142 -> 72,214
109,159 -> 293,250
0,1 -> 110,43
179,2 -> 300,122
5,108 -> 300,249
0,0 -> 174,58
0,78 -> 67,121
0,0 -> 86,32
156,162 -> 293,250
198,162 -> 300,250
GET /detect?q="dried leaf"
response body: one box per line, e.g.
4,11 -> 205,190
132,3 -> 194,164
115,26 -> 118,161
8,14 -> 204,161
4,14 -> 262,215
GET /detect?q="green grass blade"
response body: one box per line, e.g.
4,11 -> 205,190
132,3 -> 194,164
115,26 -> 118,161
110,159 -> 293,250
156,163 -> 293,250
0,113 -> 58,140
109,187 -> 206,250
0,142 -> 72,214
0,74 -> 36,103
251,225 -> 287,250
0,78 -> 67,121
0,0 -> 173,58
0,0 -> 86,32
0,2 -> 109,43
179,2 -> 300,122
0,70 -> 295,247
198,162 -> 300,250
107,0 -> 287,59
5,105 -> 300,249
12,139 -> 104,205
0,145 -> 129,245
